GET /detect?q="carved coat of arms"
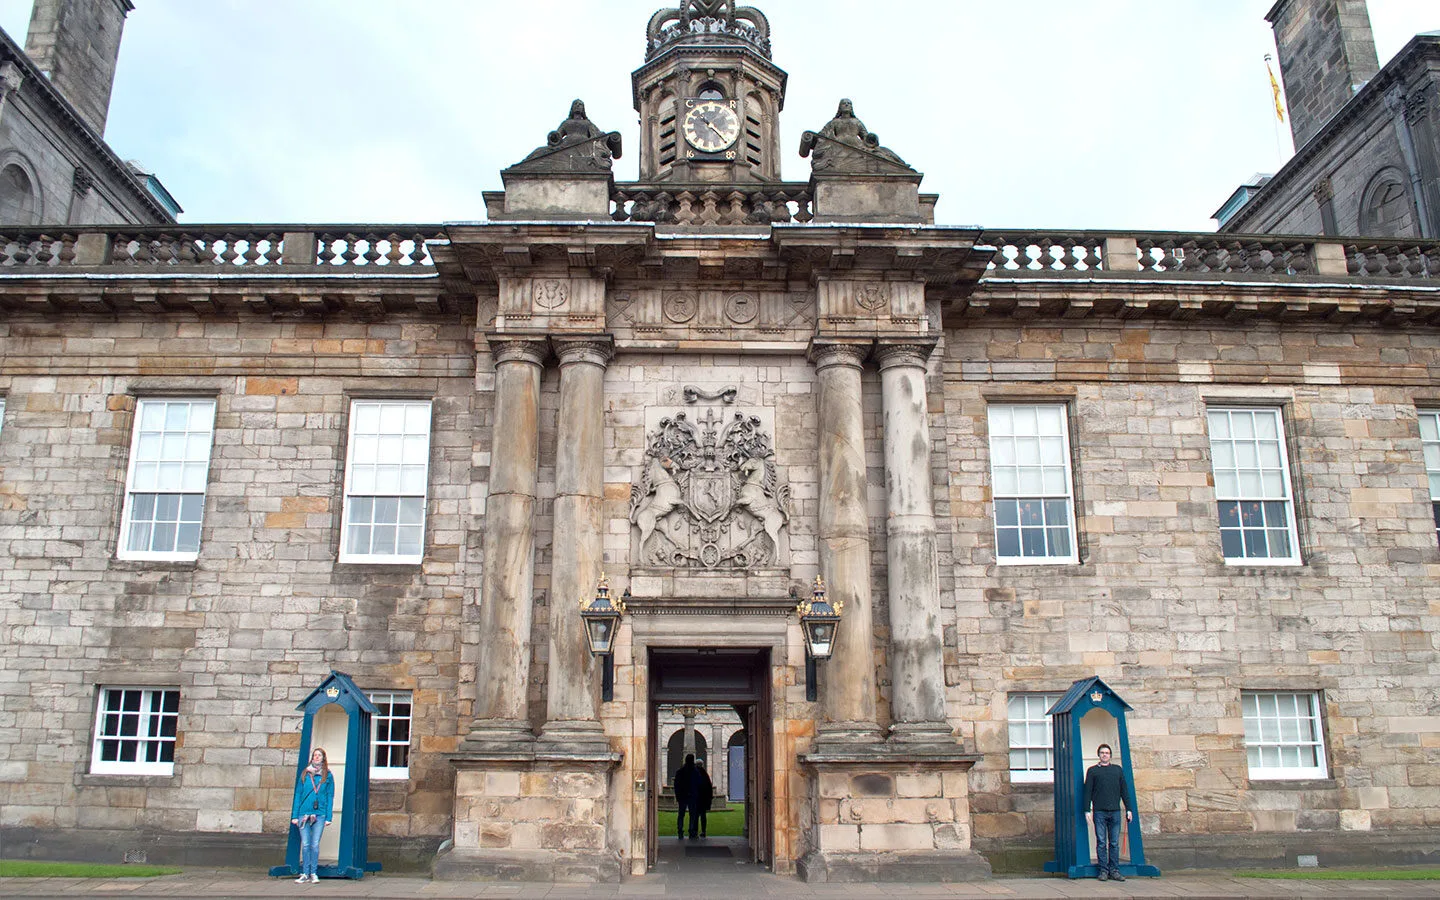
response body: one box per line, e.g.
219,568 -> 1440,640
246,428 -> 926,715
630,409 -> 791,569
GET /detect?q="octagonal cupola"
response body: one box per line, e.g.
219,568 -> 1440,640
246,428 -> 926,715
632,0 -> 788,184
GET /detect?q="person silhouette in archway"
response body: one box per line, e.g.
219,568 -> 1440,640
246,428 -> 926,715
673,753 -> 699,839
695,760 -> 714,839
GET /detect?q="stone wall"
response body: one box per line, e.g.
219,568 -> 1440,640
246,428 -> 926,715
0,312 -> 476,855
4,276 -> 1440,872
941,317 -> 1440,851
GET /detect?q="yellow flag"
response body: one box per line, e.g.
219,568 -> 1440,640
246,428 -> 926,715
1266,56 -> 1286,123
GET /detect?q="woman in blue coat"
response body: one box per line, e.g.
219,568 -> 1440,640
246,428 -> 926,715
290,747 -> 335,883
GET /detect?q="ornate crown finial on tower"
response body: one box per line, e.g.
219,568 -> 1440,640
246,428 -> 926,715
646,0 -> 771,60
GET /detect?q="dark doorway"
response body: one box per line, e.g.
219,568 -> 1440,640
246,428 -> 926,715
647,648 -> 772,873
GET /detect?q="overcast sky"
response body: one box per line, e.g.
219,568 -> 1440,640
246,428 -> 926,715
1,1 -> 1435,230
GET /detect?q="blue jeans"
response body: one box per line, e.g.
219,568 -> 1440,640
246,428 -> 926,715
1093,809 -> 1122,873
297,817 -> 326,877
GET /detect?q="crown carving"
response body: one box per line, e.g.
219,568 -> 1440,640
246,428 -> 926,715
646,1 -> 771,60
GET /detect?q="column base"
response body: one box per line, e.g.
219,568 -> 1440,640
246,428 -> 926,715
887,721 -> 958,745
798,740 -> 985,883
538,718 -> 611,750
463,719 -> 534,753
798,849 -> 992,883
433,848 -> 622,883
446,746 -> 622,882
811,721 -> 884,748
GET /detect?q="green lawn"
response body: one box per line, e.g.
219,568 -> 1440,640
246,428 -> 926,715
659,802 -> 746,837
0,861 -> 182,878
1238,869 -> 1440,880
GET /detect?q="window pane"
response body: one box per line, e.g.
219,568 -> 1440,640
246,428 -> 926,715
996,529 -> 1020,558
397,527 -> 423,557
1047,527 -> 1071,557
349,497 -> 373,523
375,497 -> 399,523
123,401 -> 212,558
345,398 -> 433,563
1209,408 -> 1294,562
347,525 -> 371,555
177,524 -> 201,553
93,687 -> 179,775
989,405 -> 1073,562
1008,693 -> 1061,780
127,523 -> 152,553
1242,691 -> 1325,779
1421,413 -> 1440,443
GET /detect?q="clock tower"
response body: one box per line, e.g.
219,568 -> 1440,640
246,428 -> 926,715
633,1 -> 788,184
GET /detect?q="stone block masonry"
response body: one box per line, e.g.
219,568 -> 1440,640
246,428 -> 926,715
0,313 -> 479,866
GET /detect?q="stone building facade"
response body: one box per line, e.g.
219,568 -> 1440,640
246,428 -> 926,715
2,0 -> 1440,883
0,0 -> 176,227
1219,0 -> 1439,239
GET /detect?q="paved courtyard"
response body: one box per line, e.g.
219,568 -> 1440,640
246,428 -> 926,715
2,870 -> 1440,899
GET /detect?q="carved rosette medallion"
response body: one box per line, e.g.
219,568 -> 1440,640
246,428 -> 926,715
533,279 -> 569,309
630,407 -> 792,569
725,292 -> 759,324
663,291 -> 698,323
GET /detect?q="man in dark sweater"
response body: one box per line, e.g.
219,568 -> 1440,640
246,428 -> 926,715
1083,743 -> 1132,882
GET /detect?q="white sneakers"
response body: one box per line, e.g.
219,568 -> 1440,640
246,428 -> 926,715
294,873 -> 320,884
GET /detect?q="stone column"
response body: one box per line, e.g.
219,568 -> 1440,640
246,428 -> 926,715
809,341 -> 880,742
711,721 -> 725,799
468,339 -> 547,747
540,338 -> 614,748
875,343 -> 951,742
682,707 -> 698,757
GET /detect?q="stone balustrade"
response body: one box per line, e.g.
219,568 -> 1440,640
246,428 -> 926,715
3,225 -> 1438,285
983,231 -> 1440,280
0,227 -> 441,268
610,184 -> 813,225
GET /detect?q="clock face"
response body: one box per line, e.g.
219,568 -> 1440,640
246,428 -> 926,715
683,100 -> 741,154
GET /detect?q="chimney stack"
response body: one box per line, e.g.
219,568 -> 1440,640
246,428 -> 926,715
1267,0 -> 1380,150
24,0 -> 134,136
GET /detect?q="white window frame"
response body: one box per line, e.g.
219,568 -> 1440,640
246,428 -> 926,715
340,400 -> 432,564
1242,691 -> 1327,781
90,686 -> 180,776
987,404 -> 1079,565
1007,692 -> 1063,783
367,690 -> 412,780
1206,407 -> 1302,566
117,398 -> 216,562
1420,411 -> 1440,542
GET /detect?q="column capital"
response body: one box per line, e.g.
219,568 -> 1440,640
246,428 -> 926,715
874,340 -> 938,372
489,337 -> 548,368
808,339 -> 871,372
553,336 -> 615,369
